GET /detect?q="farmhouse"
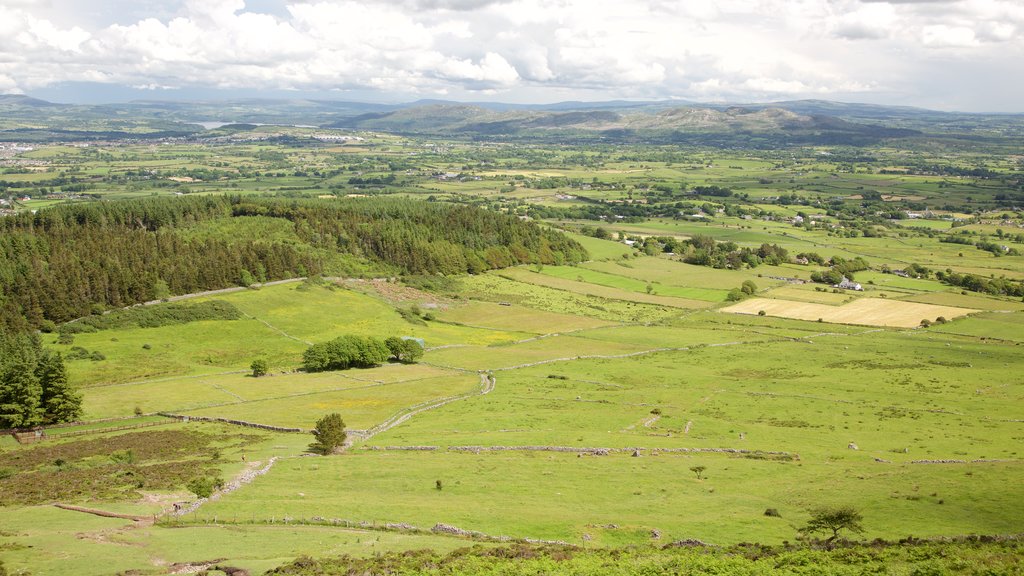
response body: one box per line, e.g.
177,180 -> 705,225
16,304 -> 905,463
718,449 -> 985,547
834,277 -> 863,291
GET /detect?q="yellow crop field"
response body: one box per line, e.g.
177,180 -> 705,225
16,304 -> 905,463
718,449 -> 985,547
722,297 -> 976,328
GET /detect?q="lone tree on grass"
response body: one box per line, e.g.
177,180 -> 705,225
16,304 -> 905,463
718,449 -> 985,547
801,506 -> 865,544
689,465 -> 706,480
250,359 -> 268,378
310,413 -> 347,455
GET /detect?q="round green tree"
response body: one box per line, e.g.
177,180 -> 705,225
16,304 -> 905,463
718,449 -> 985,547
310,413 -> 347,455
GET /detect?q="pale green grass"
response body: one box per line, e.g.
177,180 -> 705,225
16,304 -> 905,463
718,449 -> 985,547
83,364 -> 460,419
55,318 -> 308,387
537,265 -> 729,302
499,267 -> 712,309
562,231 -> 635,260
205,283 -> 530,347
0,507 -> 472,576
437,301 -> 616,333
930,311 -> 1024,341
194,449 -> 1024,547
902,290 -> 1024,311
182,374 -> 480,430
424,335 -> 653,372
583,256 -> 788,291
457,274 -> 679,324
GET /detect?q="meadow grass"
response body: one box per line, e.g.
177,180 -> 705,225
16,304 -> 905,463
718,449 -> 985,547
436,301 -> 615,333
182,374 -> 480,430
194,449 -> 1023,547
582,256 -> 787,291
537,265 -> 730,301
457,273 -> 680,323
498,267 -> 713,309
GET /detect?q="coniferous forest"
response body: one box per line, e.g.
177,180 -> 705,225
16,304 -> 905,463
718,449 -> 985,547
0,196 -> 586,331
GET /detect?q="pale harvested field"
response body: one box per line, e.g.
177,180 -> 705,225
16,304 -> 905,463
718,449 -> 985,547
722,297 -> 977,328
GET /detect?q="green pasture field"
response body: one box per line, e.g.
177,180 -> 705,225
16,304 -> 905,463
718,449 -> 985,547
436,301 -> 615,333
582,256 -> 790,291
561,231 -> 635,260
537,265 -> 730,302
194,449 -> 1022,548
456,273 -> 680,324
4,139 -> 1024,574
498,267 -> 713,309
181,374 -> 480,430
83,364 -> 461,420
202,282 -> 532,348
930,311 -> 1024,342
901,290 -> 1024,311
897,219 -> 954,230
423,335 -> 653,372
0,505 -> 473,576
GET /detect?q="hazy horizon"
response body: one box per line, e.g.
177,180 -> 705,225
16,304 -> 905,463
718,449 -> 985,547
1,0 -> 1021,113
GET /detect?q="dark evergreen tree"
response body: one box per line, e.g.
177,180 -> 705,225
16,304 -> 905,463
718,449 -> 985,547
36,350 -> 81,424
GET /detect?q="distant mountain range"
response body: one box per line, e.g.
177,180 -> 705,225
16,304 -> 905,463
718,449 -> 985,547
2,94 -> 1022,145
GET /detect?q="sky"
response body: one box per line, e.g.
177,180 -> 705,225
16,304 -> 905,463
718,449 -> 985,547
0,0 -> 1021,112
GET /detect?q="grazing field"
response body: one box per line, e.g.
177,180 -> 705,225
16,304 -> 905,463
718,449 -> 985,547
3,134 -> 1024,575
723,297 -> 977,328
499,267 -> 713,309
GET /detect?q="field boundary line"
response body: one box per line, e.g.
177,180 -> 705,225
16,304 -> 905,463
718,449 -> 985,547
172,456 -> 281,517
53,503 -> 151,522
357,373 -> 494,440
242,312 -> 314,346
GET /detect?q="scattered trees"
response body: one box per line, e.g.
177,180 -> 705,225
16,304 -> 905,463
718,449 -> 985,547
310,413 -> 347,455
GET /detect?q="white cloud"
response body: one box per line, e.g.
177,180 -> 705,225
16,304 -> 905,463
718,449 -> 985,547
0,0 -> 1020,111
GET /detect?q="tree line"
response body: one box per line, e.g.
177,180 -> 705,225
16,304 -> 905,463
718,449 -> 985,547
0,196 -> 586,331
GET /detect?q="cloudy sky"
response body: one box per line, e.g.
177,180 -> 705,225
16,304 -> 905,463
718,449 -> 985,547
1,0 -> 1021,111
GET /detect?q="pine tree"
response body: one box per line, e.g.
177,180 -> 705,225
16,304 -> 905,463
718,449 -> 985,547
0,360 -> 43,429
36,351 -> 82,424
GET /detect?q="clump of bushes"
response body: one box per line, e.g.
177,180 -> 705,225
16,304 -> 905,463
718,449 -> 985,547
303,335 -> 423,372
187,475 -> 224,499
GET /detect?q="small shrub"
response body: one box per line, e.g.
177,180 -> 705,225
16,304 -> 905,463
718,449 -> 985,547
758,310 -> 766,316
920,319 -> 931,328
547,374 -> 569,380
250,359 -> 268,378
133,406 -> 143,416
0,467 -> 16,480
90,351 -> 106,361
764,508 -> 782,518
187,475 -> 224,499
142,343 -> 152,350
650,408 -> 662,415
109,450 -> 135,465
435,480 -> 443,491
57,333 -> 74,345
66,346 -> 90,360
